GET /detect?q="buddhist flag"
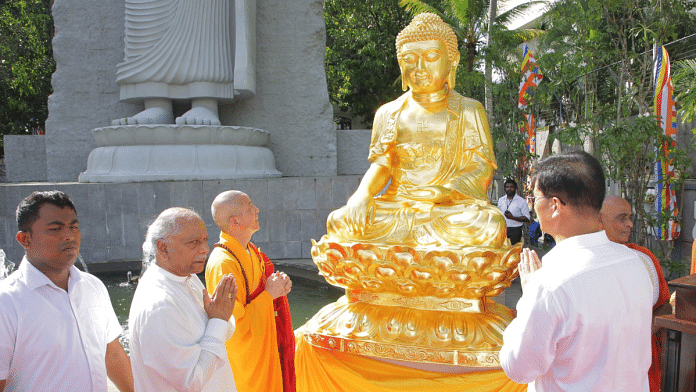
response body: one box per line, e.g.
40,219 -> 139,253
522,113 -> 535,155
518,44 -> 543,110
653,45 -> 680,241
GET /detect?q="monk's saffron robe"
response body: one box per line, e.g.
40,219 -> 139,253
206,232 -> 283,392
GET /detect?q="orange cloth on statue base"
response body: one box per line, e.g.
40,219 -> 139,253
626,243 -> 671,392
294,329 -> 526,392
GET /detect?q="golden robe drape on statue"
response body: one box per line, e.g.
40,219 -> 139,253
295,331 -> 526,392
206,233 -> 283,392
326,91 -> 507,248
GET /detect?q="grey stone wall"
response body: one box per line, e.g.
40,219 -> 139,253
45,0 -> 140,181
0,176 -> 360,269
44,0 -> 335,181
221,0 -> 337,177
3,136 -> 47,182
336,129 -> 371,175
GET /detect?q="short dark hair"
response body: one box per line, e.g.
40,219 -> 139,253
531,150 -> 605,212
504,178 -> 518,189
16,191 -> 77,232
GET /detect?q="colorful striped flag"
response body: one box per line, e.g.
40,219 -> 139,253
522,113 -> 535,155
518,44 -> 543,110
653,45 -> 680,241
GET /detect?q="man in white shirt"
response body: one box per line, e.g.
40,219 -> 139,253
498,178 -> 530,244
129,207 -> 238,392
500,151 -> 653,392
0,191 -> 134,392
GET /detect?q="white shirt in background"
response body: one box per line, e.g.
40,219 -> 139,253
498,194 -> 530,228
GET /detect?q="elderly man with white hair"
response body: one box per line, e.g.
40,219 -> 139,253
129,207 -> 238,391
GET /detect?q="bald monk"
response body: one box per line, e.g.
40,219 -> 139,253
205,190 -> 295,392
600,195 -> 671,392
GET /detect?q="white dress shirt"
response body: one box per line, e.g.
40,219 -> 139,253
500,231 -> 652,392
129,263 -> 237,392
0,258 -> 122,391
498,194 -> 530,228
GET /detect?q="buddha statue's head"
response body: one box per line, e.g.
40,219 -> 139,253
396,13 -> 460,92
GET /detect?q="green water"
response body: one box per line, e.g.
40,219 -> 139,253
105,274 -> 343,352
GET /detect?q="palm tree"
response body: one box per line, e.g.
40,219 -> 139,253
674,59 -> 696,123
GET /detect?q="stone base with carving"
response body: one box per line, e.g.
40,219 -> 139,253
79,125 -> 282,182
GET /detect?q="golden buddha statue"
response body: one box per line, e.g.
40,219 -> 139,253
300,13 -> 522,375
326,14 -> 505,249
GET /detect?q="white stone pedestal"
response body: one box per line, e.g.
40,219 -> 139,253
79,125 -> 281,182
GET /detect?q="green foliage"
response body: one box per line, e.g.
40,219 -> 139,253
594,115 -> 692,250
324,0 -> 410,126
673,59 -> 696,123
532,0 -> 696,275
0,0 -> 54,156
536,0 -> 696,123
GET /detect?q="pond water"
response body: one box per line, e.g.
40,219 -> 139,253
105,274 -> 343,352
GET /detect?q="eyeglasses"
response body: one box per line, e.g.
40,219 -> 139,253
528,195 -> 567,206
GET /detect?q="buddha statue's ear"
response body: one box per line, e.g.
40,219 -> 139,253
448,56 -> 460,90
399,63 -> 408,91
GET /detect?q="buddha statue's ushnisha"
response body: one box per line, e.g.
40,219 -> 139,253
304,13 -> 521,368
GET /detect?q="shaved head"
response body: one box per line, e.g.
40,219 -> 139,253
600,195 -> 634,244
212,190 -> 246,232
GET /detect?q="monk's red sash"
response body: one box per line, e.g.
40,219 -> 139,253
214,242 -> 296,392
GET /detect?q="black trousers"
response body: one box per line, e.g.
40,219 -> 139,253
506,226 -> 523,244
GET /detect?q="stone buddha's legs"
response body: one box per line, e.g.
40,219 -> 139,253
111,98 -> 174,126
176,98 -> 221,126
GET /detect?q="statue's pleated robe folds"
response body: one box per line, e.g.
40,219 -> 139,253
116,0 -> 236,100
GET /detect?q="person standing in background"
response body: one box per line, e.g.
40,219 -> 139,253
498,178 -> 530,244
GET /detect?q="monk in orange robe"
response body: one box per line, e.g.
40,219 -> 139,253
600,195 -> 671,392
206,190 -> 295,392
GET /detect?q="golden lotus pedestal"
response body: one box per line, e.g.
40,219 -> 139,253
304,239 -> 521,366
295,238 -> 526,392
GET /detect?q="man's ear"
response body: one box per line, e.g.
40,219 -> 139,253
156,238 -> 168,260
16,231 -> 31,249
550,197 -> 564,218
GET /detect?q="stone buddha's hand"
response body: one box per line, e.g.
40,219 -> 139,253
400,185 -> 453,204
343,191 -> 376,234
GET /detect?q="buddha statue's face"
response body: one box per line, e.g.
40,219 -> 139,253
399,40 -> 451,95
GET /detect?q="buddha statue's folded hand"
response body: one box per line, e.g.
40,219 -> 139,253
398,185 -> 453,204
343,191 -> 376,234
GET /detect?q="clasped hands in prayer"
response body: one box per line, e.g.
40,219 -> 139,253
519,248 -> 542,292
266,272 -> 292,299
204,274 -> 237,321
